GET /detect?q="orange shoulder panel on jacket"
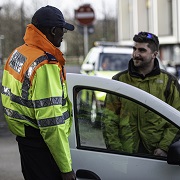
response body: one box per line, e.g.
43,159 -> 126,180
4,44 -> 48,83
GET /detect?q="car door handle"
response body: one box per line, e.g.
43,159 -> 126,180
76,169 -> 101,180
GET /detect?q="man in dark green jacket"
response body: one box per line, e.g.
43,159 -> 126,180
103,32 -> 180,156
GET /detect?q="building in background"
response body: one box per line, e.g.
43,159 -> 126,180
117,0 -> 180,68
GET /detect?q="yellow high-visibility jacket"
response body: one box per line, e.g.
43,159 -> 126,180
1,24 -> 73,173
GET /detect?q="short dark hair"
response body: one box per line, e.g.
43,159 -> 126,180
133,32 -> 159,52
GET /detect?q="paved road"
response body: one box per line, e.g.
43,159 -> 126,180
0,65 -> 81,180
0,95 -> 23,180
0,132 -> 24,180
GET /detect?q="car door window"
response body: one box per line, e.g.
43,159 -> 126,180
74,87 -> 180,159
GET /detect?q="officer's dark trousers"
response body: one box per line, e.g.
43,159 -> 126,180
16,126 -> 63,180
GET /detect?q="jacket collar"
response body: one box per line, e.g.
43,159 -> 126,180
128,58 -> 160,79
23,24 -> 65,66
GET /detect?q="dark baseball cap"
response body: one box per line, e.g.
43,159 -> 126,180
31,5 -> 74,31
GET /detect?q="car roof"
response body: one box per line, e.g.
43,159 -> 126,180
90,46 -> 133,54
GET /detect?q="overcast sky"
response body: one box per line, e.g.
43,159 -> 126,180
0,0 -> 117,20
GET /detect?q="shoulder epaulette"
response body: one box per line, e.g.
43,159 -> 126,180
45,52 -> 57,62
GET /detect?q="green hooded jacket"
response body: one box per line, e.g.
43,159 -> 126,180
103,58 -> 180,154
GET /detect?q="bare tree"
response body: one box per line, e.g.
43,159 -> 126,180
0,1 -> 116,61
0,2 -> 24,58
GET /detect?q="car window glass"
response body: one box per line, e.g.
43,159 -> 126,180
99,53 -> 131,71
74,87 -> 180,159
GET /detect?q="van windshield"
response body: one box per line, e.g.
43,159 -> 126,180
99,53 -> 131,71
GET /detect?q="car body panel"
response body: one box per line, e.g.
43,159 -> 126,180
71,150 -> 180,180
93,71 -> 119,79
67,73 -> 180,180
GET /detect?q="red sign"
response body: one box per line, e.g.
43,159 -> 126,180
75,4 -> 95,26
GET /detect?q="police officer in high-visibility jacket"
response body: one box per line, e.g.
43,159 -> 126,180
1,5 -> 76,180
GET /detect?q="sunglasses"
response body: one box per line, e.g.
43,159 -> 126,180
138,32 -> 158,45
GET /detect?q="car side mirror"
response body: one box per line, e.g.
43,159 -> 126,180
81,64 -> 94,72
167,140 -> 180,165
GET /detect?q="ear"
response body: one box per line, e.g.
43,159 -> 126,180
51,27 -> 56,36
153,51 -> 158,58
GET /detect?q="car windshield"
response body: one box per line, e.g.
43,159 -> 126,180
99,53 -> 131,71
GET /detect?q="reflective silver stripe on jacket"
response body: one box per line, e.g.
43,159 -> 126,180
3,107 -> 70,127
3,107 -> 38,125
2,86 -> 66,108
37,111 -> 70,127
22,55 -> 47,99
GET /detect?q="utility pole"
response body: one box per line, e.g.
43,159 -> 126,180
75,4 -> 95,57
21,1 -> 26,44
0,6 -> 4,66
102,1 -> 107,40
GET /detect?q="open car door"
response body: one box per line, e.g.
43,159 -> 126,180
67,73 -> 180,180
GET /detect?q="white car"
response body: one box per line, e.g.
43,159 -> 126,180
81,43 -> 132,79
67,73 -> 180,180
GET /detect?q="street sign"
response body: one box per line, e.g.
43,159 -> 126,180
75,4 -> 95,26
78,25 -> 95,35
